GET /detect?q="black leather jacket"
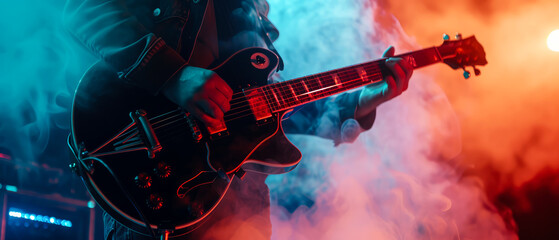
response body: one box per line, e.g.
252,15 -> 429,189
64,0 -> 276,94
63,0 -> 375,144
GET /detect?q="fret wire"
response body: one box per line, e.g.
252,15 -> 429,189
221,69 -> 386,122
269,87 -> 280,112
270,85 -> 282,111
260,86 -> 274,113
164,52 -> 436,122
268,76 -> 371,108
225,61 -> 385,119
275,75 -> 378,111
277,80 -> 299,106
154,72 -> 377,132
263,85 -> 279,112
271,67 -> 370,99
215,61 -> 383,111
260,86 -> 272,112
152,57 -> 421,128
267,63 -> 383,108
271,85 -> 285,110
268,75 -> 376,112
225,75 -> 381,121
292,69 -> 381,105
279,62 -> 381,94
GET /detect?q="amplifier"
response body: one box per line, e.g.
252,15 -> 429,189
1,187 -> 96,240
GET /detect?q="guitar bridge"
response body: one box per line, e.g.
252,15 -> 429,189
84,109 -> 163,159
129,109 -> 162,159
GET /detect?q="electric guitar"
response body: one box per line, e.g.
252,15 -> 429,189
69,34 -> 487,237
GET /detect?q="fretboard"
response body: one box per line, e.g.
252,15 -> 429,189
259,47 -> 444,112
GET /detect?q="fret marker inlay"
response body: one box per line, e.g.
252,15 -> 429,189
332,74 -> 341,88
271,88 -> 280,106
357,67 -> 368,82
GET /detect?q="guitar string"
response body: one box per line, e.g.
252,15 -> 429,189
146,64 -> 382,129
206,63 -> 382,115
151,63 -> 383,128
148,108 -> 182,121
146,65 -> 383,130
223,74 -> 382,122
224,65 -> 383,117
217,62 -> 381,109
145,63 -> 383,130
126,70 -> 384,147
116,50 -> 446,146
149,69 -> 381,129
115,47 -> 449,148
147,69 -> 376,141
250,65 -> 381,111
115,121 -> 190,151
269,66 -> 383,110
131,70 -> 383,145
147,72 -> 383,136
227,63 -> 382,110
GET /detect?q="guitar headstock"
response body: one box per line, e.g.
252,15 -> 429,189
437,34 -> 488,79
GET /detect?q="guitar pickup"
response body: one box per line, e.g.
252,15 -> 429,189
244,88 -> 272,121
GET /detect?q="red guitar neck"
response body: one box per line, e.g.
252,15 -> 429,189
260,47 -> 443,112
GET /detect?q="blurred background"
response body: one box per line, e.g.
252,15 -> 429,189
0,0 -> 558,239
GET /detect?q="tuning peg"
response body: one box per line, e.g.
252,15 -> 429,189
443,33 -> 450,41
455,33 -> 462,40
473,66 -> 481,76
462,68 -> 471,79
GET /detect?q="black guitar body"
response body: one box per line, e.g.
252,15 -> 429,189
70,47 -> 301,236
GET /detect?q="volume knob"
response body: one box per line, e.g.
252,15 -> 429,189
147,194 -> 164,210
134,172 -> 152,189
154,162 -> 172,179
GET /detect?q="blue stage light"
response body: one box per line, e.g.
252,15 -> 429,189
5,185 -> 17,192
87,200 -> 95,209
8,208 -> 73,228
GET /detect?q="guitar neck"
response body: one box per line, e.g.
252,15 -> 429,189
260,47 -> 444,112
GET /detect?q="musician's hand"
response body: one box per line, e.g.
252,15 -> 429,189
355,46 -> 413,120
161,66 -> 233,129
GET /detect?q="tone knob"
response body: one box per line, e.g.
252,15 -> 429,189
154,162 -> 172,179
134,172 -> 152,189
188,201 -> 205,218
147,194 -> 164,210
